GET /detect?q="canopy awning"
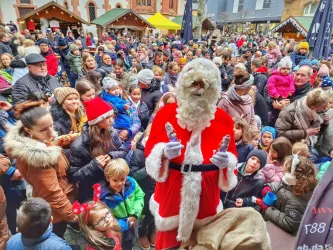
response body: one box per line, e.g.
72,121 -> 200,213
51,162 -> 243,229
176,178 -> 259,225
147,12 -> 181,30
91,8 -> 154,29
172,16 -> 215,30
271,16 -> 313,36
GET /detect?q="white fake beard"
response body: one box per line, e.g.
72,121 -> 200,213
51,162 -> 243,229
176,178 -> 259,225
176,86 -> 217,132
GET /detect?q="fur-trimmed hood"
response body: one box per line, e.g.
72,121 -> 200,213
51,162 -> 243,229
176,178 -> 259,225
4,121 -> 62,168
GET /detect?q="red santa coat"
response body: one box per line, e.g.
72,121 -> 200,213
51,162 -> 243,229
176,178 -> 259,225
145,103 -> 238,249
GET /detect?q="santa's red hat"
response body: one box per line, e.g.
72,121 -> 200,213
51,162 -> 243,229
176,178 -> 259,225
83,97 -> 114,125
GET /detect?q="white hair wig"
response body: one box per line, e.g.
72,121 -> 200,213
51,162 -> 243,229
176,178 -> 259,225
175,58 -> 221,131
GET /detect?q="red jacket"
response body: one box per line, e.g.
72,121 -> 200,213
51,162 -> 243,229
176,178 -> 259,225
44,52 -> 58,76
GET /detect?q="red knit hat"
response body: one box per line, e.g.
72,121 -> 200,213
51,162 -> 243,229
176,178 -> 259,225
83,97 -> 114,125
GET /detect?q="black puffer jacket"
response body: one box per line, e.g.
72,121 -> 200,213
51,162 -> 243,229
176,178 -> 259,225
50,103 -> 73,136
141,80 -> 162,116
221,163 -> 264,209
263,181 -> 313,234
68,124 -> 127,202
221,63 -> 234,91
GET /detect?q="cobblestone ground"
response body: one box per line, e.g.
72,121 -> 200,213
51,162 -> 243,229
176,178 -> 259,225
65,228 -> 149,250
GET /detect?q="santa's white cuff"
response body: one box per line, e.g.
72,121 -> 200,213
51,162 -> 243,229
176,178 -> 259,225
218,152 -> 238,192
146,142 -> 169,182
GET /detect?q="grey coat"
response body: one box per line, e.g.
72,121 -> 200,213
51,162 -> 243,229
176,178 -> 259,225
12,73 -> 61,104
0,42 -> 12,55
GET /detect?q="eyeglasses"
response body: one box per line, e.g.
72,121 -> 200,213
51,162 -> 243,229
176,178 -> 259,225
92,211 -> 112,227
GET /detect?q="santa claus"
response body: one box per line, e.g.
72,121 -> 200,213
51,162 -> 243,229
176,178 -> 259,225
145,58 -> 238,249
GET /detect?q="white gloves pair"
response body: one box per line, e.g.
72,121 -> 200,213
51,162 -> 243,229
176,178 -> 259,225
163,141 -> 229,169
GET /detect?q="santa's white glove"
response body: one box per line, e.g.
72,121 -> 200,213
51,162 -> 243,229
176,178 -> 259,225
163,141 -> 184,160
210,152 -> 229,169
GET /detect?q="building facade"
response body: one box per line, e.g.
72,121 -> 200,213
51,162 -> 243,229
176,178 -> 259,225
282,0 -> 319,20
0,0 -> 186,32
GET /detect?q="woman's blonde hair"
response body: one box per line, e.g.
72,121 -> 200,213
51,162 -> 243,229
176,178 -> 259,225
292,140 -> 309,158
0,53 -> 13,69
78,201 -> 121,250
152,66 -> 165,77
284,156 -> 317,196
104,158 -> 130,179
306,89 -> 330,108
23,39 -> 35,47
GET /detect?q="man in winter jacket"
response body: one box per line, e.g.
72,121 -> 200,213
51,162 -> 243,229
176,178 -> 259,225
221,51 -> 234,91
0,33 -> 12,55
37,38 -> 59,76
77,32 -> 88,49
251,58 -> 268,96
12,53 -> 61,104
146,51 -> 166,71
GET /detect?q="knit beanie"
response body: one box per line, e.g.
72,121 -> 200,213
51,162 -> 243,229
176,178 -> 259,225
83,97 -> 114,125
318,64 -> 329,76
179,57 -> 187,64
261,126 -> 277,140
297,41 -> 309,52
293,65 -> 300,72
299,59 -> 312,68
54,87 -> 80,105
69,43 -> 78,52
57,38 -> 67,47
193,44 -> 198,49
311,59 -> 319,67
322,76 -> 333,88
245,149 -> 267,170
278,56 -> 292,70
37,38 -> 49,46
102,77 -> 119,91
137,69 -> 154,86
213,57 -> 222,66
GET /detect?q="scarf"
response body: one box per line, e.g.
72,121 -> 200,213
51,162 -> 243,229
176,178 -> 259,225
164,72 -> 178,87
295,97 -> 321,130
227,84 -> 248,102
0,69 -> 13,84
128,96 -> 140,110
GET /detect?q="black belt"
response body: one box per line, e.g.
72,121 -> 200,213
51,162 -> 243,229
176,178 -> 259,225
169,162 -> 219,174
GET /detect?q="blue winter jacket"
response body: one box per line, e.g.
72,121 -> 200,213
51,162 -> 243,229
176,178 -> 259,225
102,90 -> 131,130
6,224 -> 71,250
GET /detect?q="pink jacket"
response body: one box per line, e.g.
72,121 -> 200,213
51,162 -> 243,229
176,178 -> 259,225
266,48 -> 281,66
261,163 -> 284,184
267,70 -> 295,98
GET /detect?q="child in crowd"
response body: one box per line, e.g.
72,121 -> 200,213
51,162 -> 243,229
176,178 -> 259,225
261,155 -> 317,234
75,197 -> 122,250
102,77 -> 131,132
290,41 -> 309,69
292,141 -> 309,158
66,44 -> 83,87
221,149 -> 267,209
164,62 -> 179,90
149,92 -> 177,124
259,126 -> 276,152
266,41 -> 282,68
249,129 -> 260,149
261,137 -> 292,184
128,84 -> 150,131
267,56 -> 295,100
152,66 -> 167,93
6,198 -> 72,249
317,149 -> 333,180
233,117 -> 254,164
99,159 -> 145,250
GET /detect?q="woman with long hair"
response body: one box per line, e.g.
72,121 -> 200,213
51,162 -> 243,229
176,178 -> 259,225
0,53 -> 14,86
68,97 -> 126,202
112,59 -> 136,92
4,102 -> 77,238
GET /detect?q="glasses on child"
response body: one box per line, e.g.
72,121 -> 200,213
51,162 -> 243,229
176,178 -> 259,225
92,211 -> 112,227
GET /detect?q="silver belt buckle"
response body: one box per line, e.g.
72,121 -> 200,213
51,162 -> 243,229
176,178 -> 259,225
181,163 -> 192,175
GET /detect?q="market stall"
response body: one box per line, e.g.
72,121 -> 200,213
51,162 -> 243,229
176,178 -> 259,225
271,16 -> 313,41
172,16 -> 215,32
147,12 -> 181,33
92,9 -> 155,39
16,1 -> 88,35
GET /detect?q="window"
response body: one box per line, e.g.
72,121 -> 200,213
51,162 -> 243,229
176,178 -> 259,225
255,0 -> 271,10
88,3 -> 96,21
233,0 -> 244,13
20,0 -> 30,4
136,0 -> 151,6
304,2 -> 318,16
169,0 -> 174,9
18,7 -> 34,16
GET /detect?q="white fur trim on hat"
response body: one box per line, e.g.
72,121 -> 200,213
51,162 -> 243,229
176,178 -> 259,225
87,110 -> 114,126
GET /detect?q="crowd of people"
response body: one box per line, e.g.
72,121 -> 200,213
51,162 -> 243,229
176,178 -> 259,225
0,23 -> 332,250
